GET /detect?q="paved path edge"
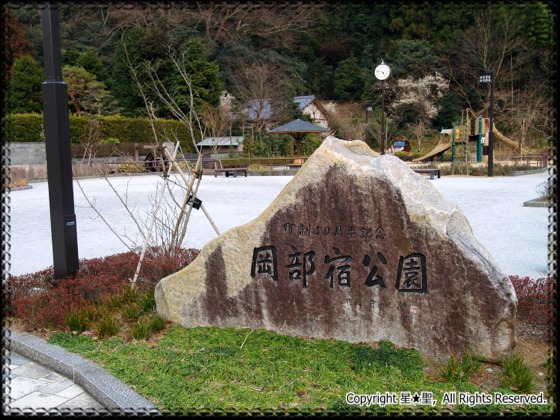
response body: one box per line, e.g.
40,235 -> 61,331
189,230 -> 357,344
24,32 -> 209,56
5,329 -> 161,415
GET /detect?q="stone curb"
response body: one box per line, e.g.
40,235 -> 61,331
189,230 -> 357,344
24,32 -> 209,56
6,185 -> 33,192
523,198 -> 551,208
510,168 -> 548,176
6,330 -> 161,415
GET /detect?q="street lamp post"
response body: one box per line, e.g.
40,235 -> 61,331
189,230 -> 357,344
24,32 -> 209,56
41,2 -> 79,279
479,70 -> 495,177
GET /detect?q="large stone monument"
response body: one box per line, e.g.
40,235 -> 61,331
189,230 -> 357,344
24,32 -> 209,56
155,137 -> 517,361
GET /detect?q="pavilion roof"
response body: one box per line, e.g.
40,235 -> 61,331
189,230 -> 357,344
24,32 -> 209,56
268,118 -> 329,134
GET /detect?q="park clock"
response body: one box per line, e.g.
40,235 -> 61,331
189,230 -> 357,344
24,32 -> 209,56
374,61 -> 391,80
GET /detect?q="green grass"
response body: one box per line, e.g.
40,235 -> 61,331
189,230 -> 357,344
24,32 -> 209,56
47,325 -> 553,415
66,307 -> 94,333
501,353 -> 535,393
48,326 -> 426,413
93,310 -> 121,338
440,353 -> 483,384
131,314 -> 166,340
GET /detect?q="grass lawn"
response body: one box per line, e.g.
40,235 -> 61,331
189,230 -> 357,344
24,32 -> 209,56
46,322 -> 553,415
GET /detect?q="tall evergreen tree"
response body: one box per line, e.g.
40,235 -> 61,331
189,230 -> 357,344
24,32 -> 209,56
63,65 -> 96,116
5,55 -> 43,114
333,56 -> 364,100
390,39 -> 438,78
111,27 -> 173,117
3,2 -> 552,143
63,65 -> 117,116
76,49 -> 110,86
163,39 -> 224,115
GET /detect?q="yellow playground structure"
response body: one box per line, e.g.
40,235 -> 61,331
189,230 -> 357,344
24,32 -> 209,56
413,109 -> 530,163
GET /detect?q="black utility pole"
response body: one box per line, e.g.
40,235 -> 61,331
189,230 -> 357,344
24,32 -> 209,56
488,73 -> 495,177
41,2 -> 79,279
479,69 -> 495,177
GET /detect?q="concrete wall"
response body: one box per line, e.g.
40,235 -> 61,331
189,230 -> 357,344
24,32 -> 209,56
6,143 -> 47,165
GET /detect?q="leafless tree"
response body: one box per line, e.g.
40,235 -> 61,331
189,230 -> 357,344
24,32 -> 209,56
187,3 -> 321,49
75,45 -> 227,288
200,92 -> 235,161
506,82 -> 554,150
498,46 -> 554,151
229,60 -> 294,139
443,7 -> 551,146
127,46 -> 213,259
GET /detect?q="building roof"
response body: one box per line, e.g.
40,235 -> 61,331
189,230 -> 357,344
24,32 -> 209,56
197,136 -> 244,147
293,95 -> 316,111
268,119 -> 330,134
245,96 -> 319,121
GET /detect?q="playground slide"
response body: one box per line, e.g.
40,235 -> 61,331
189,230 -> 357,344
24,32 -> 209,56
493,126 -> 530,155
412,141 -> 452,162
413,125 -> 529,162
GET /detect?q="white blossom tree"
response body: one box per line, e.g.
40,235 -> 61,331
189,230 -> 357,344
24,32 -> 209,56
391,73 -> 449,150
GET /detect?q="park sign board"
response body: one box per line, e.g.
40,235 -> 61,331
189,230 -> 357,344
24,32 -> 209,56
155,137 -> 517,361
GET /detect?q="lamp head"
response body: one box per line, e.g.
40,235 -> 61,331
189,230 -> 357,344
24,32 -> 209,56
479,70 -> 493,83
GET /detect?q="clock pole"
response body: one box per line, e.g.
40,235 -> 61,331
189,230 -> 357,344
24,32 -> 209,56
374,60 -> 391,155
380,82 -> 386,155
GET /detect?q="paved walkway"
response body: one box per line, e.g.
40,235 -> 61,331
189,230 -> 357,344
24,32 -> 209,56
4,330 -> 160,415
6,351 -> 105,413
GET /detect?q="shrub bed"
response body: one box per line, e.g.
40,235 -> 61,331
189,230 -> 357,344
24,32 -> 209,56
5,247 -> 199,331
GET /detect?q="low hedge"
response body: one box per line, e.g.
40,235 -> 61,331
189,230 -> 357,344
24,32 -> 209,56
2,113 -> 197,154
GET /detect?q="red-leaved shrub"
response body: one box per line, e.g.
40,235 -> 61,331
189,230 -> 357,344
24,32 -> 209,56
6,247 -> 199,330
509,275 -> 555,325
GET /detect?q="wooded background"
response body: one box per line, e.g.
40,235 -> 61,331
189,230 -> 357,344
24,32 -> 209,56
2,2 -> 555,153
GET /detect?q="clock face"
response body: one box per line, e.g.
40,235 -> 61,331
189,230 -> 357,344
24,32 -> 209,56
375,64 -> 391,80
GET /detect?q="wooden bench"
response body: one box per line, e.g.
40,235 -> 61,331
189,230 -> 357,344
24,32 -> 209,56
214,160 -> 248,177
512,154 -> 546,168
412,168 -> 442,179
214,168 -> 248,177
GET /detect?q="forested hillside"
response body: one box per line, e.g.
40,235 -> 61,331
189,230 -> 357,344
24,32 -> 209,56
2,1 -> 555,152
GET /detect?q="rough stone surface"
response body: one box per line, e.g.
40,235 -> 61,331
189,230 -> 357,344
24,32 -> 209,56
155,136 -> 517,361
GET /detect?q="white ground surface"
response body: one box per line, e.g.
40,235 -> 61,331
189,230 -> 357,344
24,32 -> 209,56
6,171 -> 552,279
